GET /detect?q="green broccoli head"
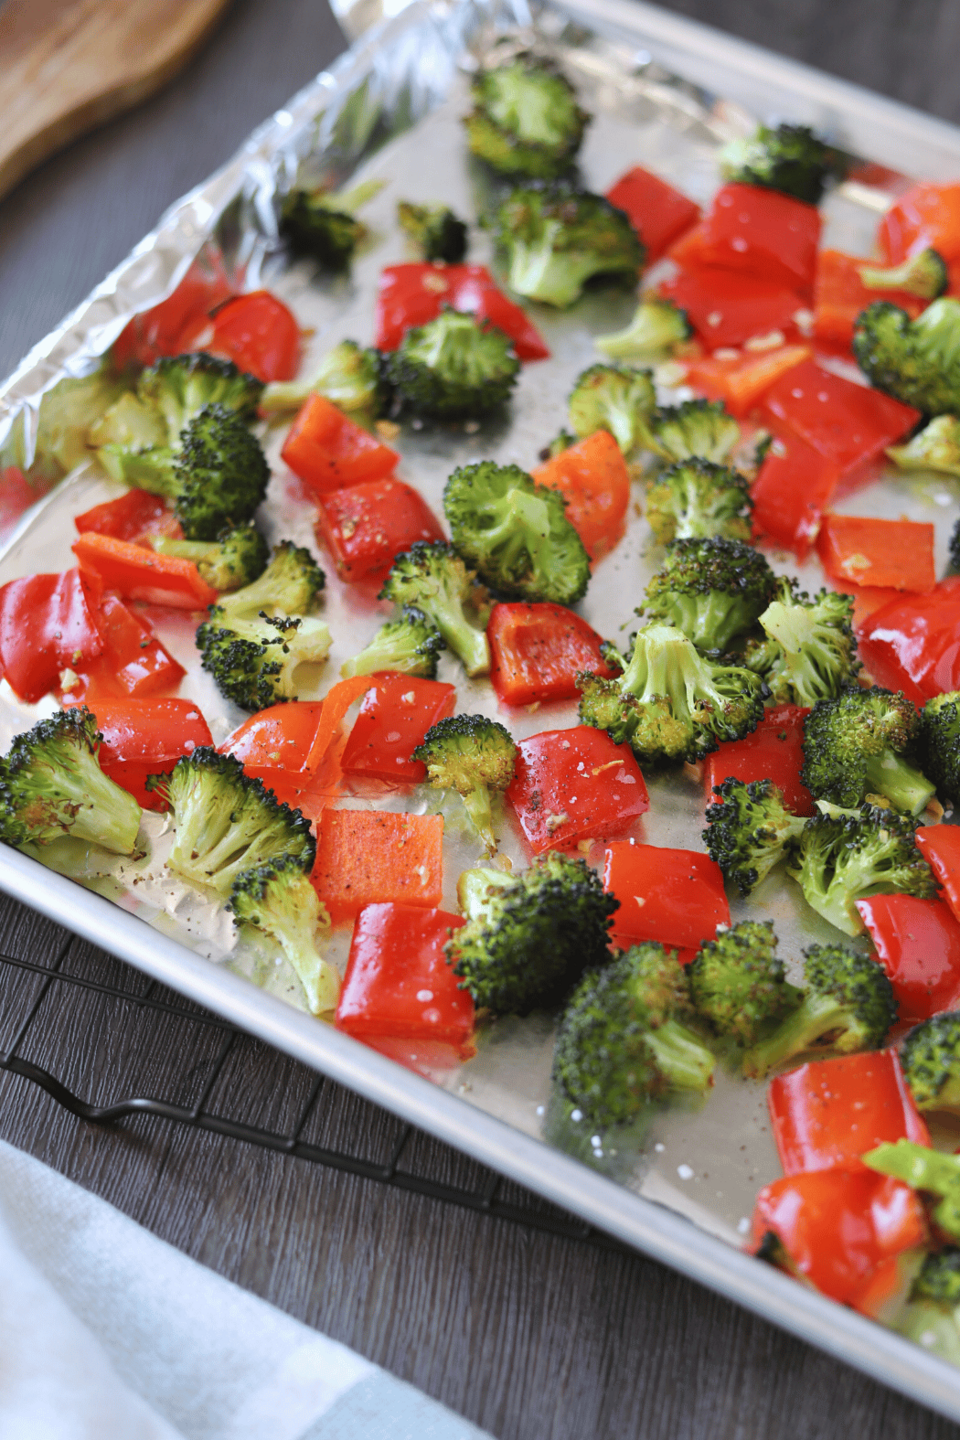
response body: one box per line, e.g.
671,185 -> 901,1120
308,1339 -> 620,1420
379,540 -> 490,677
788,800 -> 938,937
487,181 -> 644,309
744,580 -> 860,706
742,940 -> 897,1079
279,178 -> 382,268
464,54 -> 589,179
229,855 -> 338,1015
139,352 -> 264,434
197,610 -> 332,712
151,522 -> 269,592
719,122 -> 846,204
443,460 -> 590,607
340,607 -> 445,680
852,297 -> 960,416
595,296 -> 692,361
920,691 -> 960,806
566,363 -> 656,457
216,541 -> 326,622
702,778 -> 807,896
800,685 -> 935,815
643,536 -> 778,652
552,942 -> 715,1129
858,248 -> 948,300
449,850 -> 619,1015
888,415 -> 960,478
260,340 -> 391,419
0,707 -> 142,856
397,201 -> 468,263
577,622 -> 766,767
413,713 -> 517,852
645,458 -> 753,545
688,920 -> 801,1047
386,309 -> 519,420
644,399 -> 741,466
901,1012 -> 960,1112
148,747 -> 315,896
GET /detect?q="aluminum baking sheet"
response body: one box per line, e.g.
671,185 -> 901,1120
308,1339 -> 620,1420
3,0 -> 960,1417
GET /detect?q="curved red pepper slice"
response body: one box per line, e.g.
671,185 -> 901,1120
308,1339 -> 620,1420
0,569 -> 103,703
857,893 -> 960,1021
916,826 -> 960,928
77,697 -> 212,808
857,578 -> 960,707
73,532 -> 217,611
340,674 -> 457,783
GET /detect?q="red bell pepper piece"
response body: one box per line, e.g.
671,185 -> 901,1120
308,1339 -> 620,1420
749,430 -> 842,558
683,345 -> 811,418
340,674 -> 457,783
857,577 -> 960,707
659,268 -> 807,352
878,182 -> 960,265
181,289 -> 301,383
0,569 -> 103,703
219,701 -> 326,781
508,726 -> 649,854
856,893 -> 960,1021
703,704 -> 814,817
311,809 -> 444,924
531,430 -> 631,559
768,1050 -> 930,1177
73,532 -> 217,610
751,1168 -> 928,1309
374,264 -> 549,360
668,183 -> 821,293
110,249 -> 235,372
78,697 -> 212,808
335,902 -> 474,1055
916,826 -> 960,928
813,249 -> 926,351
74,490 -> 179,545
487,601 -> 615,707
604,166 -> 700,263
0,466 -> 41,544
314,475 -> 445,582
68,593 -> 184,701
603,841 -> 729,954
816,512 -> 936,594
281,393 -> 399,495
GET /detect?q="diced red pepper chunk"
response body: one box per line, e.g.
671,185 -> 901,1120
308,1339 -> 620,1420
508,726 -> 649,854
487,601 -> 615,707
180,289 -> 300,382
604,166 -> 700,263
603,841 -> 729,953
659,268 -> 807,352
878,183 -> 960,265
281,392 -> 399,495
219,701 -> 326,791
916,826 -> 960,929
683,345 -> 811,418
314,475 -> 445,582
816,512 -> 936,593
856,893 -> 960,1022
311,809 -> 444,923
857,577 -> 960,707
531,430 -> 631,560
0,466 -> 40,545
668,183 -> 821,293
340,674 -> 457,783
78,697 -> 212,808
749,430 -> 842,558
703,704 -> 814,817
72,532 -> 217,610
374,263 -> 549,360
74,490 -> 179,545
813,249 -> 926,351
110,249 -> 235,371
0,568 -> 103,703
68,593 -> 184,702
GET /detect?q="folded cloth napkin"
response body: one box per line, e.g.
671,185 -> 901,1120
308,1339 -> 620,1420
0,1137 -> 493,1440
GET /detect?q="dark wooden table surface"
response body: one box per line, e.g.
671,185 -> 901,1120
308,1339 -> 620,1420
3,2 -> 960,1436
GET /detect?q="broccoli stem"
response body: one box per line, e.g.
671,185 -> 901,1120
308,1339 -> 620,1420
441,616 -> 490,679
461,786 -> 497,853
645,1021 -> 715,1091
48,762 -> 143,855
862,752 -> 936,815
742,993 -> 850,1079
279,930 -> 341,1015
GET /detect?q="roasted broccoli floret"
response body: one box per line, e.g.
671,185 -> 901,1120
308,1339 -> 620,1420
259,340 -> 390,418
379,540 -> 489,677
340,607 -> 445,680
644,399 -> 741,466
800,685 -> 935,815
151,522 -> 269,592
486,182 -> 643,309
229,856 -> 339,1015
742,940 -> 897,1079
577,622 -> 766,766
645,458 -> 753,545
920,691 -> 960,806
853,297 -> 960,416
688,921 -> 801,1046
139,351 -> 263,430
385,309 -> 519,420
552,943 -> 715,1129
148,747 -> 315,896
279,177 -> 383,269
788,801 -> 938,937
888,415 -> 960,478
744,580 -> 860,706
443,460 -> 590,606
894,1248 -> 960,1365
0,708 -> 142,856
866,1141 -> 960,1245
413,713 -> 517,852
859,248 -> 948,300
901,1012 -> 960,1112
566,363 -> 656,458
719,122 -> 845,205
643,536 -> 778,652
196,611 -> 333,712
703,778 -> 807,896
214,541 -> 326,622
449,850 -> 618,1014
595,296 -> 692,361
464,54 -> 589,179
397,200 -> 468,263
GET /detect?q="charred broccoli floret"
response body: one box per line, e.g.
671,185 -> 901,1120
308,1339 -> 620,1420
449,850 -> 618,1014
800,686 -> 934,815
260,340 -> 391,418
595,296 -> 692,361
859,248 -> 948,300
688,920 -> 801,1047
486,182 -> 643,309
703,778 -> 807,896
215,541 -> 325,622
464,53 -> 589,179
340,607 -> 445,680
719,122 -> 845,205
379,540 -> 489,677
151,522 -> 269,592
643,536 -> 778,652
196,611 -> 332,712
577,622 -> 766,766
920,691 -> 960,806
742,940 -> 897,1079
566,363 -> 656,457
744,580 -> 860,706
866,1142 -> 960,1247
279,178 -> 382,269
644,399 -> 741,466
887,414 -> 960,477
552,943 -> 715,1129
397,200 -> 468,263
229,856 -> 339,1015
0,708 -> 142,856
788,801 -> 938,936
386,309 -> 519,420
413,713 -> 517,852
645,458 -> 753,545
853,297 -> 960,416
901,1012 -> 960,1112
443,460 -> 590,606
149,748 -> 315,896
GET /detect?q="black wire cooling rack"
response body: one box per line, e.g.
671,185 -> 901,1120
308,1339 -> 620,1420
0,932 -> 627,1252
